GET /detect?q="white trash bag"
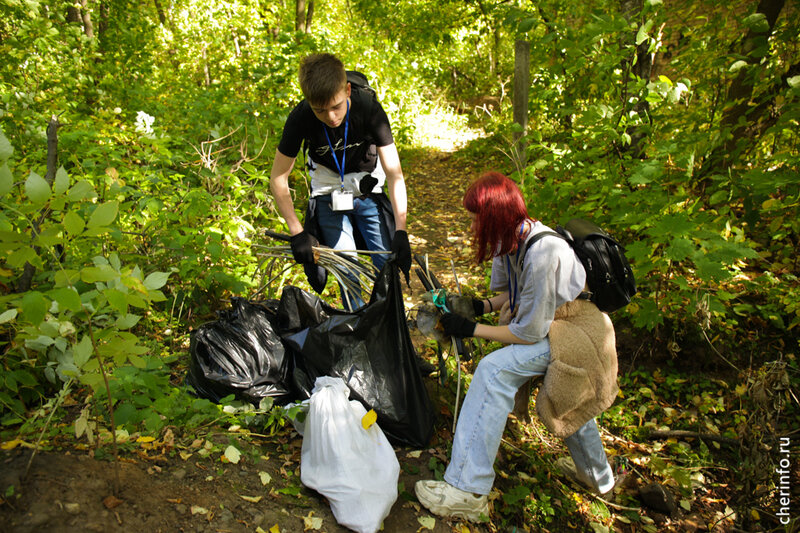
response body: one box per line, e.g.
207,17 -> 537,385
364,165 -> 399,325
300,376 -> 400,533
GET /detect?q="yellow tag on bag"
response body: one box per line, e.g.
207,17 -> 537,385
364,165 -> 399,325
361,409 -> 377,430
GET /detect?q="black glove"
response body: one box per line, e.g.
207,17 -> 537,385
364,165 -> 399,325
472,297 -> 486,316
359,174 -> 379,195
391,230 -> 412,283
439,312 -> 477,338
446,295 -> 485,318
290,231 -> 318,264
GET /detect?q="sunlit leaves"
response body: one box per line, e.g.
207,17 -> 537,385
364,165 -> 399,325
144,271 -> 171,290
0,163 -> 13,197
48,287 -> 82,312
25,171 -> 50,204
0,309 -> 18,324
87,201 -> 119,228
73,336 -> 94,368
63,211 -> 86,235
0,127 -> 13,162
20,291 -> 48,325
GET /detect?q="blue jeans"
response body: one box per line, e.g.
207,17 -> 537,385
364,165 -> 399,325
443,340 -> 615,495
315,194 -> 391,310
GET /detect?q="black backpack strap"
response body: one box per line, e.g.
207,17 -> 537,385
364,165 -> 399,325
522,230 -> 592,302
522,230 -> 563,255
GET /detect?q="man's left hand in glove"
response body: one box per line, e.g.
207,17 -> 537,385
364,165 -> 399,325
391,230 -> 412,283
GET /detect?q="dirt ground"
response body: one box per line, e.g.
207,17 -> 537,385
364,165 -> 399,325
0,148 -> 504,533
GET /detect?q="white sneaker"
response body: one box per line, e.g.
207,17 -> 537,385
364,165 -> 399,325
414,480 -> 489,522
557,457 -> 619,497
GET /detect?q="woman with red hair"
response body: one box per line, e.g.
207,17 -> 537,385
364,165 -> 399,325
415,172 -> 619,521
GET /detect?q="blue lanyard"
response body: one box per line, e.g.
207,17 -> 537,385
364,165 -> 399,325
322,100 -> 350,190
505,222 -> 527,314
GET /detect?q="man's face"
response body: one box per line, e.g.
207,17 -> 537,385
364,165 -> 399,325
310,83 -> 351,129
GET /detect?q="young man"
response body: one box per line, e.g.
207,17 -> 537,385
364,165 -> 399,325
269,53 -> 411,310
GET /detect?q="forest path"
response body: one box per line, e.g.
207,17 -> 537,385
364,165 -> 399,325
399,146 -> 496,306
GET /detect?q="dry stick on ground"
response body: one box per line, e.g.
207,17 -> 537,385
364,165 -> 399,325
648,429 -> 738,446
499,438 -> 642,513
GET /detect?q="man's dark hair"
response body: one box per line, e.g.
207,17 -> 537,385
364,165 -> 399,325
299,53 -> 347,106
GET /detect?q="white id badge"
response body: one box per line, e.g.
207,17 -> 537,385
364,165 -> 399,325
331,189 -> 354,211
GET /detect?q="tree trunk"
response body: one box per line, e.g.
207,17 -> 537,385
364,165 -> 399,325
98,0 -> 108,37
16,116 -> 59,294
80,0 -> 94,38
67,6 -> 81,23
513,40 -> 531,172
154,0 -> 167,26
295,0 -> 306,32
619,0 -> 653,160
202,46 -> 211,86
697,0 -> 787,179
304,0 -> 314,33
717,0 -> 785,166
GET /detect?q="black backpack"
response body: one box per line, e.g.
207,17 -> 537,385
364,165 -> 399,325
525,218 -> 637,313
346,70 -> 375,97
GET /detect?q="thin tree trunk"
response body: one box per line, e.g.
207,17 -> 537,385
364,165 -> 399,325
153,0 -> 167,26
16,116 -> 59,294
699,0 -> 786,177
619,0 -> 652,160
513,40 -> 530,173
80,0 -> 94,38
304,0 -> 314,33
98,0 -> 108,37
718,0 -> 785,164
67,6 -> 81,23
295,0 -> 306,32
202,46 -> 211,86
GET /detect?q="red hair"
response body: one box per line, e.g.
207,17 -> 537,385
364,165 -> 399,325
463,172 -> 530,263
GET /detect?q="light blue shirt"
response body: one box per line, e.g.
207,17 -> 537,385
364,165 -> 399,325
490,220 -> 586,343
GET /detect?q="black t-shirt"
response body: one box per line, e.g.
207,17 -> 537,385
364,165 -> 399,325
277,86 -> 394,174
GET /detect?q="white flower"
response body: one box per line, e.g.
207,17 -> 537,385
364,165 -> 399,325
135,111 -> 155,135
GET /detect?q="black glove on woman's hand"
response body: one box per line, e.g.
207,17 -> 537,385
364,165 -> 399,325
471,297 -> 486,317
447,295 -> 485,318
440,312 -> 477,338
391,230 -> 412,283
290,231 -> 318,264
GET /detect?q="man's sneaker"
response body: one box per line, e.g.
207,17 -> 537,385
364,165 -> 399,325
414,480 -> 489,522
557,457 -> 621,497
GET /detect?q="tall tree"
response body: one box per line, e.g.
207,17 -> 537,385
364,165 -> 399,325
701,0 -> 797,176
295,0 -> 314,33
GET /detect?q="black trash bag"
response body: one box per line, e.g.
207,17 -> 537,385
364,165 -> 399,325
278,260 -> 435,449
186,297 -> 292,405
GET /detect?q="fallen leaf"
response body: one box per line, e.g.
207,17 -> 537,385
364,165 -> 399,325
136,436 -> 156,443
259,471 -> 272,486
102,495 -> 124,509
269,525 -> 281,533
418,515 -> 436,530
303,511 -> 323,530
224,445 -> 241,464
190,505 -> 208,515
406,450 -> 422,459
0,439 -> 32,450
240,495 -> 263,503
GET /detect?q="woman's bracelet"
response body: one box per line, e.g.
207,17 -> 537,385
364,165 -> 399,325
486,299 -> 494,312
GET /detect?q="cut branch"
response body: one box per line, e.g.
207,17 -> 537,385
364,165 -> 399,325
648,429 -> 738,446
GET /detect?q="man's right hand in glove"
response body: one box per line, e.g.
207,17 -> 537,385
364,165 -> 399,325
290,231 -> 318,264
